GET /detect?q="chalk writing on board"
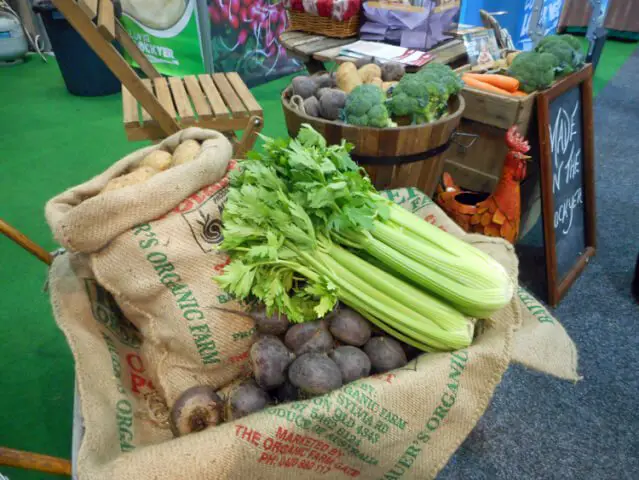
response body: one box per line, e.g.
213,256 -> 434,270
549,101 -> 583,235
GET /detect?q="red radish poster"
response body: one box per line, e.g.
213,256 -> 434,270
208,0 -> 302,86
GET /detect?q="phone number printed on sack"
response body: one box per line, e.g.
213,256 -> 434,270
263,382 -> 408,468
234,424 -> 360,476
133,222 -> 220,365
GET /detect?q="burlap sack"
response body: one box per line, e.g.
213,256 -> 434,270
47,176 -> 579,479
50,233 -> 517,480
46,128 -> 256,406
384,187 -> 580,382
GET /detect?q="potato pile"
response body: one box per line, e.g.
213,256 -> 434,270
169,305 -> 419,437
470,50 -> 521,72
291,60 -> 405,122
101,139 -> 202,194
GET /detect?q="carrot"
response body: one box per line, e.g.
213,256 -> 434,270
512,91 -> 528,97
462,73 -> 520,92
462,75 -> 513,96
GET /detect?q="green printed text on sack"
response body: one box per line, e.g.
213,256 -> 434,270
103,333 -> 136,452
265,382 -> 408,467
133,223 -> 220,364
518,287 -> 555,324
383,350 -> 469,479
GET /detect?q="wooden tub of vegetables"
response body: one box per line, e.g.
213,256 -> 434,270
281,61 -> 466,196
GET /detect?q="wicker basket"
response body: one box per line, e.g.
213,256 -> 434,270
287,11 -> 360,38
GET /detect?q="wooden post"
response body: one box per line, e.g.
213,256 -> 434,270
0,219 -> 52,265
234,116 -> 264,158
51,0 -> 179,136
0,447 -> 72,476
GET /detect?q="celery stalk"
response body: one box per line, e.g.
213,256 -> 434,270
315,251 -> 473,350
388,203 -> 512,274
364,236 -> 510,318
327,244 -> 475,334
338,291 -> 437,353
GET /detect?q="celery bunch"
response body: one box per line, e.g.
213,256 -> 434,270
216,126 -> 514,352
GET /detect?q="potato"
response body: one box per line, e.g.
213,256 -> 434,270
101,166 -> 158,193
288,353 -> 343,396
316,87 -> 331,99
284,320 -> 332,355
380,62 -> 405,82
336,62 -> 362,94
354,56 -> 374,68
363,336 -> 407,373
139,150 -> 173,171
224,379 -> 270,420
312,73 -> 333,89
172,140 -> 201,166
273,380 -> 299,403
330,346 -> 371,383
358,64 -> 382,84
292,76 -> 318,99
370,77 -> 383,89
329,308 -> 372,346
250,306 -> 290,335
318,89 -> 347,120
471,64 -> 491,72
303,96 -> 320,117
170,386 -> 223,436
250,335 -> 294,389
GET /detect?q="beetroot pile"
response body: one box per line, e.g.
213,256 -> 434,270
169,305 -> 417,437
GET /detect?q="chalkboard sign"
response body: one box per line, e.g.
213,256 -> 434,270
549,87 -> 586,280
537,65 -> 596,306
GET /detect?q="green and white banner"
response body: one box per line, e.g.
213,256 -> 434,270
120,0 -> 207,76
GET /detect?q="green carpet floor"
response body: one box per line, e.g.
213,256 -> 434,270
0,38 -> 636,480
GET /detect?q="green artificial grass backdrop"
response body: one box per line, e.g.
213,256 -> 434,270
0,38 -> 636,479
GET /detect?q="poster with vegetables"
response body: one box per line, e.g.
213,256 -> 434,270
207,0 -> 302,87
120,0 -> 207,76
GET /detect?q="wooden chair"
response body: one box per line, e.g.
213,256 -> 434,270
50,0 -> 263,156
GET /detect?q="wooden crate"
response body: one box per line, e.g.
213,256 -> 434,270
459,83 -> 535,131
442,68 -> 536,193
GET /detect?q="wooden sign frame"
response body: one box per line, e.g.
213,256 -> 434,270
537,65 -> 597,306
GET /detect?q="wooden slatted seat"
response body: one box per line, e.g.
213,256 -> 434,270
122,73 -> 262,142
51,0 -> 263,156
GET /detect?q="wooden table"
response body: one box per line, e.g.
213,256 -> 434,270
279,31 -> 469,72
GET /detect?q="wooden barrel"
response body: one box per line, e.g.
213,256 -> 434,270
282,88 -> 465,195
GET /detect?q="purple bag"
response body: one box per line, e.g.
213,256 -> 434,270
360,1 -> 460,50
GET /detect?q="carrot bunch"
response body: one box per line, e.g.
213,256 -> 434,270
461,73 -> 528,97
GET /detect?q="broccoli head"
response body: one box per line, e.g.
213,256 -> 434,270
416,75 -> 450,121
387,73 -> 430,123
538,34 -> 583,53
418,63 -> 464,95
535,35 -> 584,76
342,84 -> 395,128
387,66 -> 461,123
508,51 -> 558,93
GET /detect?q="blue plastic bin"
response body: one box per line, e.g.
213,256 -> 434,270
34,1 -> 120,96
460,0 -> 566,51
